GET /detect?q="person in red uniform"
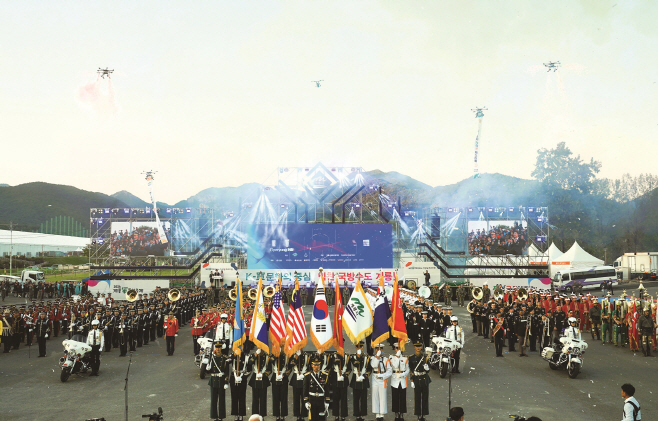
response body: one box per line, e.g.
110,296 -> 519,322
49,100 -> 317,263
164,311 -> 179,356
191,309 -> 204,355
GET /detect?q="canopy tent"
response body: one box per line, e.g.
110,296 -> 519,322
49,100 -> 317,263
546,243 -> 563,261
551,241 -> 603,268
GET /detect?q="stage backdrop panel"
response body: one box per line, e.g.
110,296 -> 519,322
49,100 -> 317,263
247,223 -> 393,270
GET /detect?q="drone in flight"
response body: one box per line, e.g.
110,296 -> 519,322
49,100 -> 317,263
543,61 -> 561,72
471,106 -> 487,118
312,80 -> 324,88
97,68 -> 114,79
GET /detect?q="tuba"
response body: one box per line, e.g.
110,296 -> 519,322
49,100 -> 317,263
264,285 -> 275,298
472,287 -> 483,301
467,301 -> 477,313
229,288 -> 238,301
248,288 -> 258,301
126,289 -> 138,302
168,288 -> 181,302
517,288 -> 528,301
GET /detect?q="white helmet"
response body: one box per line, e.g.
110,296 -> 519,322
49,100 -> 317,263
450,316 -> 458,322
568,317 -> 577,324
221,313 -> 228,319
91,319 -> 100,326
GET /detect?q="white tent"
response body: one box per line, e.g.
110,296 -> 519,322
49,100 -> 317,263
546,243 -> 563,261
551,241 -> 603,268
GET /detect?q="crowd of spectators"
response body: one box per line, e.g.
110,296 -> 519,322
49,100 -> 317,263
468,222 -> 528,256
110,226 -> 170,257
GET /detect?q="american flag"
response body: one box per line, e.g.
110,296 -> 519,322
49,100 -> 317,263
269,284 -> 287,356
285,279 -> 307,357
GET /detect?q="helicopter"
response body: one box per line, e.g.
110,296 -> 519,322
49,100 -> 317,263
97,68 -> 114,79
311,80 -> 324,87
543,61 -> 561,72
471,107 -> 487,118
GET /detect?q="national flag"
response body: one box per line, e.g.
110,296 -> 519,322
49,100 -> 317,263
249,278 -> 269,353
232,277 -> 247,356
285,278 -> 307,356
390,272 -> 408,351
342,279 -> 373,344
333,278 -> 345,356
269,278 -> 287,356
310,274 -> 334,353
371,273 -> 393,347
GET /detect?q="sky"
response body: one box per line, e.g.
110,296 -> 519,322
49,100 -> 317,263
1,1 -> 657,204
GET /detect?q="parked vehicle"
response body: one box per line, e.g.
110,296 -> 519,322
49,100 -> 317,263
541,336 -> 588,379
58,335 -> 93,382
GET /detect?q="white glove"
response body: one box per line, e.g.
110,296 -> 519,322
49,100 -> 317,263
29,329 -> 33,332
411,381 -> 415,388
222,343 -> 227,349
235,375 -> 242,383
104,327 -> 108,330
224,384 -> 229,390
175,334 -> 178,337
276,374 -> 283,381
377,374 -> 384,380
337,375 -> 344,382
45,334 -> 49,338
357,376 -> 364,382
306,403 -> 311,410
423,364 -> 429,371
256,373 -> 263,380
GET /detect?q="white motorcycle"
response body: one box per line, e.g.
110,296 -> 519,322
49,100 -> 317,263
195,332 -> 215,379
541,337 -> 588,379
430,336 -> 461,378
58,335 -> 93,382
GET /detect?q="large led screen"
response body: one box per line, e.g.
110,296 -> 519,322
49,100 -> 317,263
247,224 -> 393,269
110,221 -> 171,257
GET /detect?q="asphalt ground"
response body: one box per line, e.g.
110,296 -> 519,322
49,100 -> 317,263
0,283 -> 656,421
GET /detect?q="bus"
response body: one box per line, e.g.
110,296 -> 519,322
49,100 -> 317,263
552,266 -> 617,292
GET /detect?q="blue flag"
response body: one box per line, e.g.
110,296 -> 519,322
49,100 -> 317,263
232,277 -> 247,355
371,273 -> 392,346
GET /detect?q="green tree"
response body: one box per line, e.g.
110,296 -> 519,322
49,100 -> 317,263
532,142 -> 601,194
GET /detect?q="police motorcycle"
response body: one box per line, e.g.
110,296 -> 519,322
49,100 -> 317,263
430,334 -> 461,378
58,333 -> 93,382
196,331 -> 215,379
541,317 -> 588,379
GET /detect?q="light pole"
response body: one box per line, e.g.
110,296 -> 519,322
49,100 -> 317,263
9,221 -> 12,276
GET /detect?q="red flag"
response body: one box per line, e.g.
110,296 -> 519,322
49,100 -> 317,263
390,273 -> 408,351
333,279 -> 345,356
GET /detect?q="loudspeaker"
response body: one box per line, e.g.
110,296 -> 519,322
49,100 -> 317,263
430,215 -> 440,239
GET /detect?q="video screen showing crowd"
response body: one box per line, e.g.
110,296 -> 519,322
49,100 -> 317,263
467,221 -> 528,256
109,225 -> 170,256
464,283 -> 657,377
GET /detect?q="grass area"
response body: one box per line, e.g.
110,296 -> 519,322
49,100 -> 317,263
41,256 -> 90,265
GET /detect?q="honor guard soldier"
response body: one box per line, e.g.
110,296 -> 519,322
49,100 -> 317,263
214,313 -> 233,355
304,355 -> 331,421
409,341 -> 431,421
601,296 -> 613,344
207,342 -> 230,421
156,303 -> 165,337
505,307 -> 517,352
418,311 -> 433,347
249,348 -> 271,417
330,350 -> 351,421
148,303 -> 158,341
445,316 -> 464,372
370,343 -> 392,421
142,305 -> 151,345
270,343 -> 291,421
289,350 -> 309,421
230,350 -> 251,421
164,311 -> 179,355
118,313 -> 129,356
128,308 -> 138,351
35,311 -> 50,357
389,342 -> 409,421
87,319 -> 103,376
349,341 -> 371,421
515,310 -> 529,357
639,307 -> 655,356
492,311 -> 507,357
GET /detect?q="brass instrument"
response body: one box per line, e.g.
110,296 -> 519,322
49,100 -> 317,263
466,301 -> 477,313
168,288 -> 181,302
264,285 -> 275,298
472,287 -> 483,301
407,280 -> 417,291
126,289 -> 138,302
229,288 -> 238,301
418,286 -> 431,298
248,288 -> 258,301
517,288 -> 528,301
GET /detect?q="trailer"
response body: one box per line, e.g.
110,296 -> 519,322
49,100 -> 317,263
612,252 -> 658,281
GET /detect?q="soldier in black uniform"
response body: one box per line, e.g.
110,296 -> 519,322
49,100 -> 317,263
149,303 -> 158,341
330,352 -> 351,421
142,306 -> 151,345
156,303 -> 165,337
269,344 -> 291,421
304,355 -> 331,421
249,348 -> 270,417
554,306 -> 567,344
349,341 -> 371,421
289,350 -> 309,421
230,351 -> 251,421
110,309 -> 121,349
117,313 -> 129,356
515,309 -> 529,356
35,311 -> 50,357
418,311 -> 433,347
505,307 -> 516,352
207,342 -> 230,421
527,307 -> 540,352
408,341 -> 430,421
102,308 -> 113,352
127,308 -> 138,352
492,311 -> 506,357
